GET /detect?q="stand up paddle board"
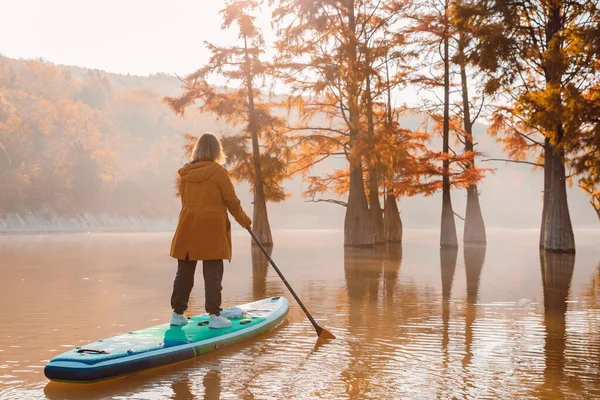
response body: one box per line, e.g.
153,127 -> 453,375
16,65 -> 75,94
44,296 -> 289,383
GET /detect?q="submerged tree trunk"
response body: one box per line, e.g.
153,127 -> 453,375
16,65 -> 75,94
464,185 -> 486,243
542,142 -> 575,253
344,0 -> 373,247
383,193 -> 402,243
365,53 -> 384,243
345,164 -> 374,246
245,38 -> 272,245
381,56 -> 398,244
540,138 -> 552,249
458,34 -> 486,244
440,188 -> 458,248
441,2 -> 458,248
540,8 -> 574,253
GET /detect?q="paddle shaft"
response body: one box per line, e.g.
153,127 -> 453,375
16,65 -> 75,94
247,228 -> 324,335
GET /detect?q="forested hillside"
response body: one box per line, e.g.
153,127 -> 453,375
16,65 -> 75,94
0,57 -> 597,231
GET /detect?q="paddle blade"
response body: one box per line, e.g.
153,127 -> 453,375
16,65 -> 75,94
317,327 -> 336,340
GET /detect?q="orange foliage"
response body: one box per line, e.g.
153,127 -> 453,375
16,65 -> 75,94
165,0 -> 291,204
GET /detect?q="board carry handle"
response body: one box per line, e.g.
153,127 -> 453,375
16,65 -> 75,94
76,348 -> 108,355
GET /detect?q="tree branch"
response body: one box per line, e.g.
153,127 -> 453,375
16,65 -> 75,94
481,158 -> 543,167
305,199 -> 348,207
453,212 -> 465,221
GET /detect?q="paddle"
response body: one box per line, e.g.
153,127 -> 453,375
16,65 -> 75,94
247,228 -> 336,339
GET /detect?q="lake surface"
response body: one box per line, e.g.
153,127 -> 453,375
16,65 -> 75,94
0,229 -> 599,399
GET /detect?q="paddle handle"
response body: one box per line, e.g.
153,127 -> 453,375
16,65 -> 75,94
247,228 -> 323,335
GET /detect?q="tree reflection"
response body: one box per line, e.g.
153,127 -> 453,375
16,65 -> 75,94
440,247 -> 458,353
202,369 -> 221,400
170,369 -> 221,399
171,377 -> 194,399
344,246 -> 381,329
538,252 -> 575,398
383,243 -> 402,319
342,246 -> 383,397
462,244 -> 486,369
251,243 -> 272,300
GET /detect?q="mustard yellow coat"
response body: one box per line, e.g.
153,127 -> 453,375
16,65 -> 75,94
170,161 -> 252,261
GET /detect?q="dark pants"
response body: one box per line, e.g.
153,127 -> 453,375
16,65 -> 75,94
171,257 -> 224,316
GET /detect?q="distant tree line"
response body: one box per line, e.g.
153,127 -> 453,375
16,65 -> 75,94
0,58 -> 215,219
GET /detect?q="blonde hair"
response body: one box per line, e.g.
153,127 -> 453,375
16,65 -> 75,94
191,133 -> 226,164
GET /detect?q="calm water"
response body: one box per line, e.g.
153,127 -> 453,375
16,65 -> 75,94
0,229 -> 599,399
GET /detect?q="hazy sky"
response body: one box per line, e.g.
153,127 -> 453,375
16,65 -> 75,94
0,0 -> 274,76
0,1 -> 432,106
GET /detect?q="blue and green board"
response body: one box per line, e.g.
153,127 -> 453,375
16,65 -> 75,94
44,297 -> 289,383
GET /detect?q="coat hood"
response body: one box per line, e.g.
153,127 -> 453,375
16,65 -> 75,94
178,161 -> 222,183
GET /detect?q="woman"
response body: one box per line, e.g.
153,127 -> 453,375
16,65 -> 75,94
170,133 -> 252,328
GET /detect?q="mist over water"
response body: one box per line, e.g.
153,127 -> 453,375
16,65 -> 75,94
0,229 -> 599,399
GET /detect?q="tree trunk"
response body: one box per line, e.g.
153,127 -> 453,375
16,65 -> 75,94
440,188 -> 458,248
540,138 -> 552,249
365,51 -> 384,243
344,0 -> 373,247
382,57 -> 399,243
383,193 -> 402,243
464,185 -> 486,243
540,5 -> 574,253
245,37 -> 273,245
345,164 -> 374,246
458,34 -> 486,244
441,0 -> 458,249
542,143 -> 575,253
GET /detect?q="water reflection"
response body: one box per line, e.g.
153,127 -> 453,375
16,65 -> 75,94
383,243 -> 402,307
171,369 -> 220,400
462,245 -> 486,370
342,246 -> 379,397
343,246 -> 387,328
440,247 -> 458,357
251,243 -> 272,300
171,377 -> 194,399
2,230 -> 600,399
202,369 -> 221,400
538,252 -> 575,398
342,245 -> 402,397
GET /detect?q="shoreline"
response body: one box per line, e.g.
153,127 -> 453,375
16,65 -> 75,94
0,213 -> 177,235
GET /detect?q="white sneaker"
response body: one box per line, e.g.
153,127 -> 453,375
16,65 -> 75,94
170,312 -> 188,326
209,314 -> 232,329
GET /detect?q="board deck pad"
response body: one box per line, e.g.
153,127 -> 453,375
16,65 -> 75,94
45,297 -> 289,383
